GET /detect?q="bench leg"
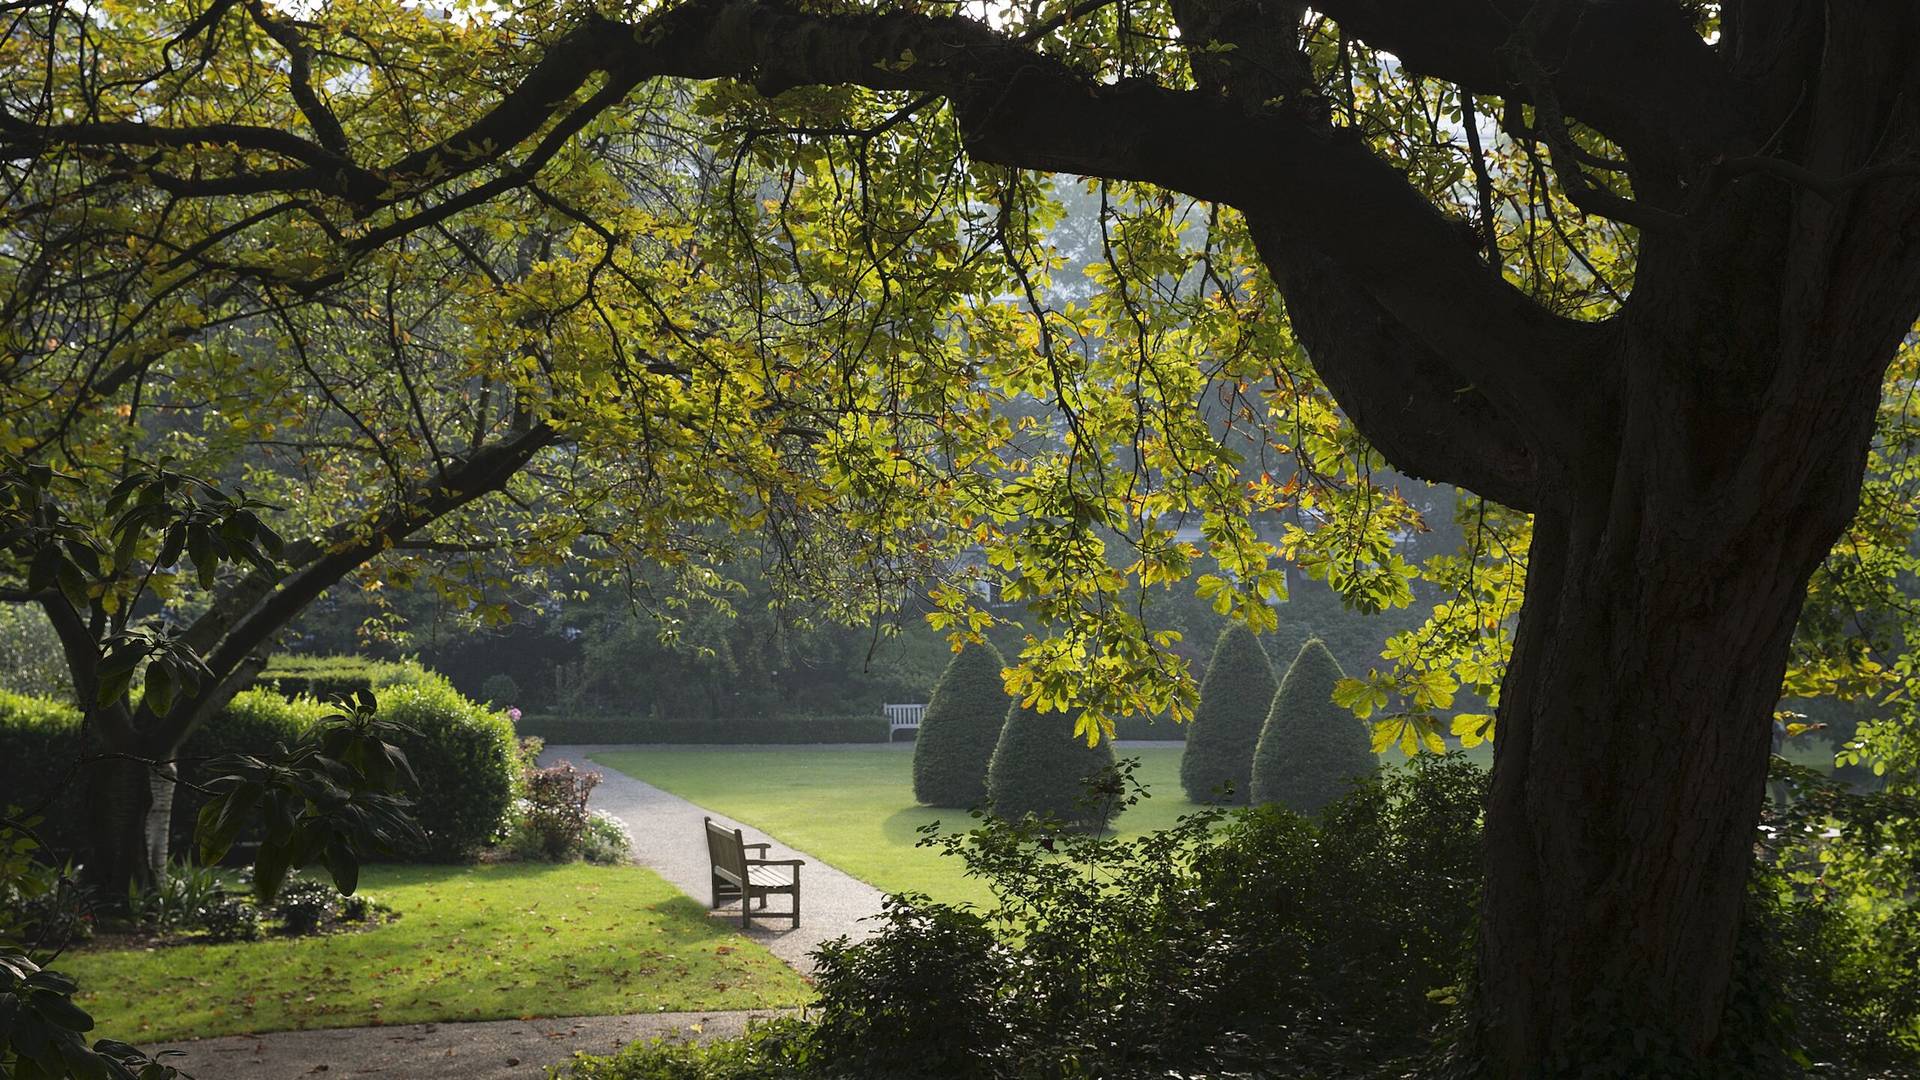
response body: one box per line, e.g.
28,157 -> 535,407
740,886 -> 751,929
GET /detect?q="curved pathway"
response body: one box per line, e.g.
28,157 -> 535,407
539,743 -> 887,974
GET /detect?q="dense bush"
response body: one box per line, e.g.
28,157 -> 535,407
912,642 -> 1010,807
1250,639 -> 1376,813
1179,625 -> 1278,805
524,761 -> 601,859
174,671 -> 516,862
198,896 -> 264,943
0,690 -> 94,858
985,704 -> 1119,830
375,677 -> 519,860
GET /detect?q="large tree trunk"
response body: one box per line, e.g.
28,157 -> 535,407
87,754 -> 163,899
1473,261 -> 1892,1067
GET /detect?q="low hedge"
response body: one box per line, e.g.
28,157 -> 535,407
0,689 -> 90,856
514,713 -> 888,745
987,704 -> 1118,830
250,654 -> 434,702
913,643 -> 1010,808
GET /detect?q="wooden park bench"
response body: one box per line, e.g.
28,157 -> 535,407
703,817 -> 803,929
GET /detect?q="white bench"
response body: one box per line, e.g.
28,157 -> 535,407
884,702 -> 927,741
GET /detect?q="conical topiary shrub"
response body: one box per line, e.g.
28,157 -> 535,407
986,703 -> 1119,830
912,641 -> 1012,807
1180,625 -> 1279,804
1250,638 -> 1376,814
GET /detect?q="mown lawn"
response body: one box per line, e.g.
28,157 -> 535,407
63,862 -> 812,1042
593,745 -> 1209,909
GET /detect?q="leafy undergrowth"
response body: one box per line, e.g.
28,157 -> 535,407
60,862 -> 812,1042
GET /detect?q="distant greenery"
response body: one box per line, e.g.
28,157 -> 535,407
62,863 -> 811,1043
1253,640 -> 1376,813
913,642 -> 1012,808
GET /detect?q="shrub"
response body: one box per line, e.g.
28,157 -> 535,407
1250,638 -> 1376,813
1179,624 -> 1278,804
479,672 -> 521,706
176,672 -> 516,862
373,676 -> 519,860
580,810 -> 634,865
525,762 -> 601,859
0,690 -> 89,857
273,878 -> 341,935
985,703 -> 1118,830
809,896 -> 1010,1078
129,861 -> 229,932
198,896 -> 264,943
912,642 -> 1010,807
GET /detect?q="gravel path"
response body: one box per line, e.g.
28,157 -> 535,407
540,744 -> 888,974
149,1008 -> 792,1079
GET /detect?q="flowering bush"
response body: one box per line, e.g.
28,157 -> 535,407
525,762 -> 601,860
580,810 -> 634,865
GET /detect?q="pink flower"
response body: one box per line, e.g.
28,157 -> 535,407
507,707 -> 523,722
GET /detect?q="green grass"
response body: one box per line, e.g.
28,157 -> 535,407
593,746 -> 1207,909
63,862 -> 812,1042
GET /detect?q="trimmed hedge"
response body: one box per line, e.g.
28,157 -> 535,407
514,713 -> 887,745
1179,625 -> 1278,805
251,654 -> 434,702
1250,639 -> 1377,814
0,689 -> 90,856
913,643 -> 1010,807
375,677 -> 518,859
986,704 -> 1118,830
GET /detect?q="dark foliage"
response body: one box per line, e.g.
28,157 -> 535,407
1250,639 -> 1376,813
272,878 -> 342,935
985,703 -> 1118,830
913,642 -> 1012,807
1179,625 -> 1278,804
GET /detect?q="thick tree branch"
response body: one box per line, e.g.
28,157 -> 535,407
172,420 -> 558,746
1306,0 -> 1750,167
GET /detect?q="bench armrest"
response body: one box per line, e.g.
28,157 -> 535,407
747,858 -> 805,867
743,842 -> 771,853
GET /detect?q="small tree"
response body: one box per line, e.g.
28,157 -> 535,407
1180,625 -> 1278,804
914,642 -> 1011,807
987,703 -> 1118,830
1251,640 -> 1375,814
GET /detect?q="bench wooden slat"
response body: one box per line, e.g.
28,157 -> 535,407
704,817 -> 803,929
